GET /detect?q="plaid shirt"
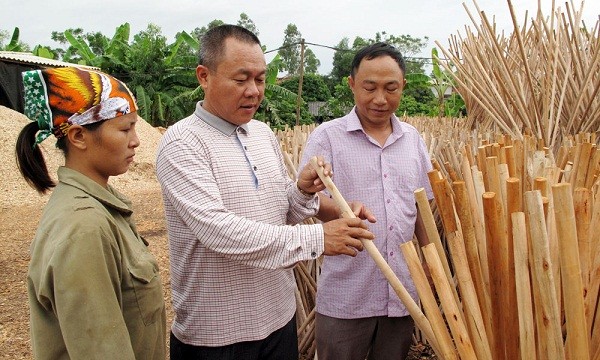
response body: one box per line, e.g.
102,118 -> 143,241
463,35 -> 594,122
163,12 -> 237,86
300,108 -> 434,318
156,102 -> 324,346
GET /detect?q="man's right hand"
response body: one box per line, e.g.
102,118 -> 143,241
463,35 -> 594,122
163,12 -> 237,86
322,218 -> 374,257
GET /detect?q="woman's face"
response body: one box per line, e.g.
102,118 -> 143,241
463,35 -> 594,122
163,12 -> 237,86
85,112 -> 140,185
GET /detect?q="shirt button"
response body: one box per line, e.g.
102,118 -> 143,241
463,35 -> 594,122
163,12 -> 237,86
390,251 -> 394,256
311,251 -> 317,257
386,199 -> 390,204
244,146 -> 248,150
253,166 -> 258,170
384,174 -> 388,178
389,226 -> 393,230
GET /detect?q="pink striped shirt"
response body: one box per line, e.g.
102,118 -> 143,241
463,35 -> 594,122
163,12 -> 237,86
300,108 -> 433,318
156,102 -> 324,346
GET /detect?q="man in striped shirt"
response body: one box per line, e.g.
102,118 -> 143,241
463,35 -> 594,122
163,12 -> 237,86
156,24 -> 375,360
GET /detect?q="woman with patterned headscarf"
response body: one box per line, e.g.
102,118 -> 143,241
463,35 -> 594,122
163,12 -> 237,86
15,67 -> 166,360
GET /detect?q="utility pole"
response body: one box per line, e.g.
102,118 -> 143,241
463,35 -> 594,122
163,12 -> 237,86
295,38 -> 305,126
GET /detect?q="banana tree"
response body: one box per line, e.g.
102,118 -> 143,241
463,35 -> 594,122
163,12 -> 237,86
126,27 -> 199,126
255,54 -> 300,128
430,47 -> 463,117
32,45 -> 55,59
64,23 -> 131,71
3,27 -> 28,51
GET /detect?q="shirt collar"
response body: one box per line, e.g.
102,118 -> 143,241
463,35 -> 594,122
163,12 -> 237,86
345,106 -> 406,137
194,101 -> 250,136
57,166 -> 133,215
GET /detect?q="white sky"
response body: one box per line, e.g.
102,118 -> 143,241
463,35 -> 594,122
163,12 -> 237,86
2,0 -> 599,74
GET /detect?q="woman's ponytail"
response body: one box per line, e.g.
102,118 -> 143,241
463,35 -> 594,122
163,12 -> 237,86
15,122 -> 56,194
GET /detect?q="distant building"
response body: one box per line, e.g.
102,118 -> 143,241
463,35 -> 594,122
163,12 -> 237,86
307,101 -> 327,123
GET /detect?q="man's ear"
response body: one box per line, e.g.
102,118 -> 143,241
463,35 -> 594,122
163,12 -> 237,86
196,65 -> 210,88
348,76 -> 355,93
66,125 -> 87,150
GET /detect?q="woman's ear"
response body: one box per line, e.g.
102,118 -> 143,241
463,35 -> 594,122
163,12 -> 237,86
66,125 -> 87,150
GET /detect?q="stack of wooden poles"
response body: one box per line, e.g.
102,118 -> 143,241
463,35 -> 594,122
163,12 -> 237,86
276,124 -> 321,359
404,132 -> 600,359
434,0 -> 600,152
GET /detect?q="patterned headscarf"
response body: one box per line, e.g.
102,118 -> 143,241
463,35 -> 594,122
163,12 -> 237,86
22,67 -> 138,146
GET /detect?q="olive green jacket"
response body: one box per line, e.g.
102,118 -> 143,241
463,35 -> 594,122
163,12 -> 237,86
28,167 -> 166,359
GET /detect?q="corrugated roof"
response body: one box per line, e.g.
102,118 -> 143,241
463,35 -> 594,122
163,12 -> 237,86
0,51 -> 100,70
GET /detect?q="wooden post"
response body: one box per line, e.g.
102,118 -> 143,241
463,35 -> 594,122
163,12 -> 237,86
513,139 -> 525,193
435,181 -> 492,359
574,188 -> 592,289
584,148 -> 599,189
504,177 -> 521,358
552,183 -> 589,359
483,192 -> 511,359
505,145 -> 517,177
415,187 -> 458,307
452,181 -> 493,349
524,190 -> 565,359
587,191 -> 600,340
478,145 -> 489,190
422,244 -> 478,360
485,156 -> 505,213
472,167 -> 490,288
512,212 -> 537,359
428,179 -> 462,307
401,242 -> 458,360
575,143 -> 594,189
571,144 -> 583,189
461,150 -> 490,295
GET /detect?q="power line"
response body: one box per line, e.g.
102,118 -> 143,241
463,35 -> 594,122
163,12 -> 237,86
264,40 -> 452,65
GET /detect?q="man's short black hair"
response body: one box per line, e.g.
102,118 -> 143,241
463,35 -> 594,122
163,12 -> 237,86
198,24 -> 261,69
351,42 -> 406,77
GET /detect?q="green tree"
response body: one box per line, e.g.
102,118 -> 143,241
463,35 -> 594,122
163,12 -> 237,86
279,74 -> 331,102
52,28 -> 115,63
191,20 -> 225,42
320,76 -> 354,119
429,47 -> 465,117
304,48 -> 320,74
31,45 -> 55,59
60,24 -> 131,75
373,31 -> 428,74
0,29 -> 9,48
329,38 -> 352,85
51,28 -> 81,60
403,72 -> 435,116
278,24 -> 301,75
329,37 -> 370,85
255,55 -> 311,128
127,24 -> 199,126
0,27 -> 30,51
237,13 -> 259,36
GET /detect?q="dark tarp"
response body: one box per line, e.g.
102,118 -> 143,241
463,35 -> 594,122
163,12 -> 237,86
0,61 -> 41,113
